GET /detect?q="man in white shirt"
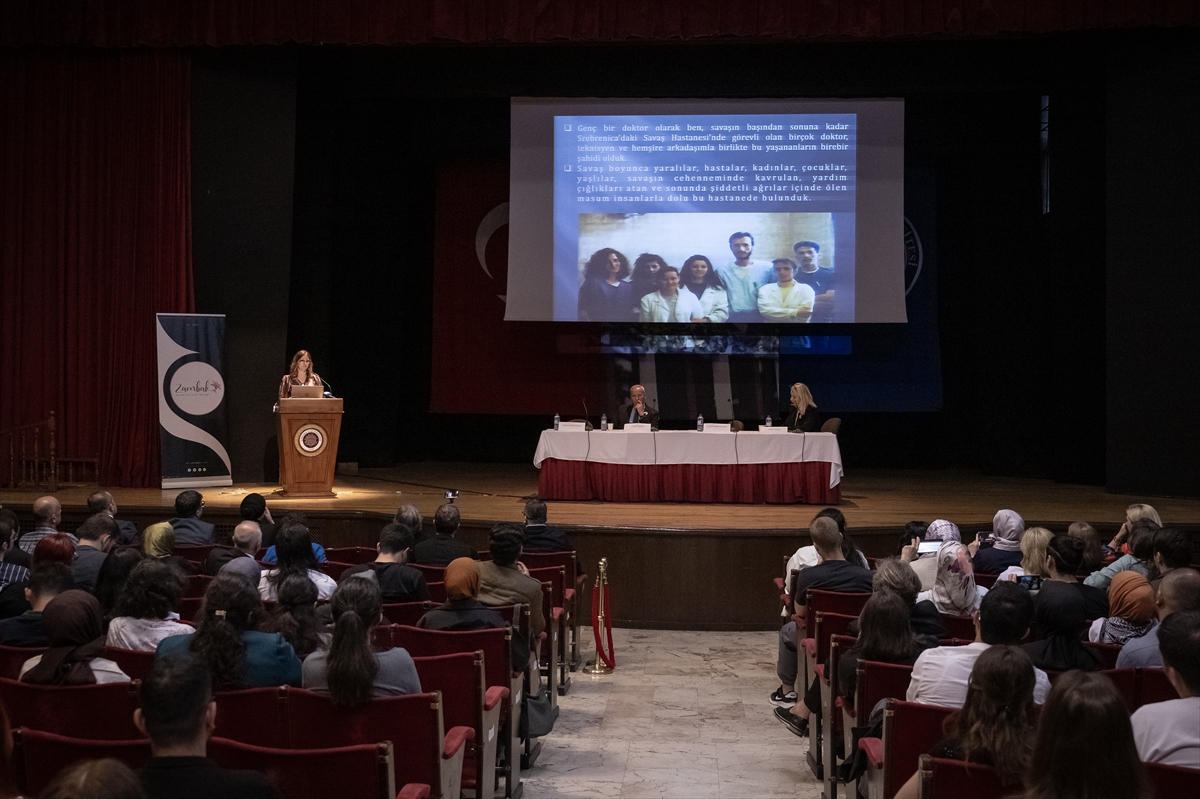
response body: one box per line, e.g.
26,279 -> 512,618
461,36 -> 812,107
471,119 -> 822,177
1130,611 -> 1200,768
907,581 -> 1051,707
715,231 -> 774,322
757,259 -> 816,322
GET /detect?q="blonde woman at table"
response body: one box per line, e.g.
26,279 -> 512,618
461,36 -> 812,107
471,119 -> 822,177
781,383 -> 822,432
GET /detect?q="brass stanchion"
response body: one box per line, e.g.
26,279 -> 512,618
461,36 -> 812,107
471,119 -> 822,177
583,558 -> 615,674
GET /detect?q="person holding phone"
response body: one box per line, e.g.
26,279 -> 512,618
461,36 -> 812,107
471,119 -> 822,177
968,509 -> 1025,574
997,527 -> 1054,585
901,519 -> 960,591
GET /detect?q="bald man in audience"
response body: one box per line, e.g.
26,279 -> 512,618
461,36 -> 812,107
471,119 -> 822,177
207,521 -> 263,584
1117,567 -> 1200,669
19,497 -> 75,553
87,490 -> 141,546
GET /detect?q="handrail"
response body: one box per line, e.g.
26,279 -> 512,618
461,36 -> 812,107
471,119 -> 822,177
0,412 -> 57,491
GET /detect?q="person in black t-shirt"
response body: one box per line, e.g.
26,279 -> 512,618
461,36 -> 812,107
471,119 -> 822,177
341,523 -> 430,603
136,653 -> 281,799
411,504 -> 477,567
773,516 -> 873,736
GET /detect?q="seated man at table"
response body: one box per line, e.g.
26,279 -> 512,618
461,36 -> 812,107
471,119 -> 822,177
614,384 -> 660,430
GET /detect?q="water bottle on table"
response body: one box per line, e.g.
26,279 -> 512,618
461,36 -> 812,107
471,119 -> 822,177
553,413 -> 560,431
697,414 -> 704,432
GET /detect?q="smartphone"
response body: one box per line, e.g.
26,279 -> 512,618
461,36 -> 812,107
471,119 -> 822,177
1016,575 -> 1042,590
917,541 -> 942,555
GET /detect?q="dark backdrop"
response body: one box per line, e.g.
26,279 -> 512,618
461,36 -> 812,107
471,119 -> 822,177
185,30 -> 1197,497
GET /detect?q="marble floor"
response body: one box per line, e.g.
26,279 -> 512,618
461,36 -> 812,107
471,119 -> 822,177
523,627 -> 823,799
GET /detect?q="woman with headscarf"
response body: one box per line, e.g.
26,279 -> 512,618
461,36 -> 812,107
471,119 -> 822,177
969,509 -> 1025,575
141,522 -> 199,575
1024,581 -> 1104,672
1089,572 -> 1157,645
917,541 -> 986,617
417,558 -> 530,668
902,519 -> 960,591
20,591 -> 130,684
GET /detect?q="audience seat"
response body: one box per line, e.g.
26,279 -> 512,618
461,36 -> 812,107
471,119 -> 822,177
972,572 -> 998,589
175,544 -> 216,564
103,646 -> 156,680
177,596 -> 204,622
323,546 -> 378,564
936,613 -> 976,641
383,601 -> 436,627
373,623 -> 399,651
210,736 -> 408,799
1143,760 -> 1200,799
10,728 -> 151,796
1139,668 -> 1177,706
800,590 -> 871,696
1100,668 -> 1141,712
409,563 -> 447,582
918,754 -> 1006,799
285,689 -> 473,799
413,651 -> 504,799
1083,641 -> 1123,670
807,615 -> 857,782
182,573 -> 214,598
858,698 -> 954,799
0,645 -> 45,681
526,565 -> 569,697
318,560 -> 355,581
213,686 -> 290,748
520,550 -> 586,671
427,581 -> 447,603
0,678 -> 142,740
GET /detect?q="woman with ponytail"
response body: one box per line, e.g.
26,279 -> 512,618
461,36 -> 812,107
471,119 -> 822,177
302,576 -> 420,706
156,572 -> 301,689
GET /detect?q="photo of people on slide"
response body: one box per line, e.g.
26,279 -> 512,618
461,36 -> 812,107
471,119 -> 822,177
574,212 -> 840,323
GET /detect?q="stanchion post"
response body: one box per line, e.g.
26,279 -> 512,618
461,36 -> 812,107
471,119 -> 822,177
583,557 -> 615,674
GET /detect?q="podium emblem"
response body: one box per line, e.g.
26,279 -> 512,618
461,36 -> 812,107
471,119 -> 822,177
293,424 -> 328,457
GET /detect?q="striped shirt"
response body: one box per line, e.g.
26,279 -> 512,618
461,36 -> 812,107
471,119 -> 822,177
17,526 -> 78,554
0,561 -> 30,589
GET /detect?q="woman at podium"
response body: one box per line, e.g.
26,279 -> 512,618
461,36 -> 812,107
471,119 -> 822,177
278,350 -> 323,398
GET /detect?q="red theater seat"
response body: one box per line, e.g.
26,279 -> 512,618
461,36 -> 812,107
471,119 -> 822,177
103,646 -> 157,680
10,728 -> 152,795
858,698 -> 953,799
1143,760 -> 1200,799
323,546 -> 378,564
209,736 -> 405,799
0,645 -> 45,681
0,678 -> 142,740
918,754 -> 1006,799
382,601 -> 435,627
213,686 -> 290,748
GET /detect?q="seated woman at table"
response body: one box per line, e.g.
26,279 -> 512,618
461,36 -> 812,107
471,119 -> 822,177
781,382 -> 822,432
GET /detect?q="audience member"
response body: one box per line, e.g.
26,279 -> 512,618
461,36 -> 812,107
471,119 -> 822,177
0,509 -> 30,570
1067,521 -> 1105,574
1117,567 -> 1200,668
521,498 -> 572,552
917,541 -> 985,617
141,523 -> 199,575
33,532 -> 77,568
0,518 -> 30,589
1085,517 -> 1157,590
871,557 -> 944,643
39,758 -> 147,799
1105,503 -> 1162,557
167,491 -> 214,546
1042,535 -> 1109,619
907,582 -> 1050,707
1147,527 -> 1193,589
93,547 -> 144,622
418,557 -> 529,668
411,504 -> 477,566
1089,571 -> 1157,644
157,573 -> 301,689
1129,611 -> 1200,767
209,521 -> 263,584
86,490 -> 141,546
239,492 -> 277,548
19,496 -> 76,553
477,524 -> 545,644
781,508 -> 868,612
135,653 -> 281,799
341,522 -> 429,603
0,563 -> 73,646
302,577 -> 420,704
773,516 -> 872,724
901,518 -> 960,591
20,590 -> 130,684
968,509 -> 1024,574
261,511 -> 325,564
894,520 -> 928,557
73,513 -> 117,593
997,526 -> 1052,582
1023,580 -> 1103,671
1022,670 -> 1148,799
258,519 -> 336,601
259,573 -> 328,658
393,503 -> 424,542
896,645 -> 1037,798
107,560 -> 192,652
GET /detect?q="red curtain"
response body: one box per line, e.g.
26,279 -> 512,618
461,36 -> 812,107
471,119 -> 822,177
0,49 -> 194,488
1,1 -> 1194,47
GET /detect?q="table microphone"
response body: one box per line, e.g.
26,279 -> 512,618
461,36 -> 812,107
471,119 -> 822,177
321,378 -> 334,398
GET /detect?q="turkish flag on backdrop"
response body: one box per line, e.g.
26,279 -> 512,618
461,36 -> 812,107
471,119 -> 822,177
430,163 -> 603,415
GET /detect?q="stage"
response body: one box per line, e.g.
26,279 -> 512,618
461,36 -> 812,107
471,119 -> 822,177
3,465 -> 1196,630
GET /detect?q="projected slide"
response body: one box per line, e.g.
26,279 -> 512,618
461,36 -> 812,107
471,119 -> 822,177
508,99 -> 904,325
559,113 -> 854,323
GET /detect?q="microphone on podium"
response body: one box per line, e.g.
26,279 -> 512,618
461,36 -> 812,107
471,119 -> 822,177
321,378 -> 334,398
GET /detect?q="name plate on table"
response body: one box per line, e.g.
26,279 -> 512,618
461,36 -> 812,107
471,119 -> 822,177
701,424 -> 733,433
757,426 -> 792,434
556,421 -> 588,431
623,423 -> 653,432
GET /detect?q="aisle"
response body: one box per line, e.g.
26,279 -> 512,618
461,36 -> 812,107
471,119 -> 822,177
524,628 -> 821,798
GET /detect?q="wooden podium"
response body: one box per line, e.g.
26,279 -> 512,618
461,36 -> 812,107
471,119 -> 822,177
276,397 -> 343,497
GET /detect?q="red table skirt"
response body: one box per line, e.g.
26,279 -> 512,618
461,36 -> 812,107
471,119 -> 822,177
538,458 -> 841,504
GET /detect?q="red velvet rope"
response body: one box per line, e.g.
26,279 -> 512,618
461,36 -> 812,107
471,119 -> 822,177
591,583 -> 616,669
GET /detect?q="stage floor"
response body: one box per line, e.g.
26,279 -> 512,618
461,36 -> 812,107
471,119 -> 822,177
5,462 -> 1197,531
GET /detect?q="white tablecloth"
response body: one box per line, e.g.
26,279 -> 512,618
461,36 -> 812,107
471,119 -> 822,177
533,429 -> 843,488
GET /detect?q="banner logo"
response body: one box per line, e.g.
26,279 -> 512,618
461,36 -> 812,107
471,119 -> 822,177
904,216 -> 923,296
170,362 -> 225,416
294,424 -> 328,457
